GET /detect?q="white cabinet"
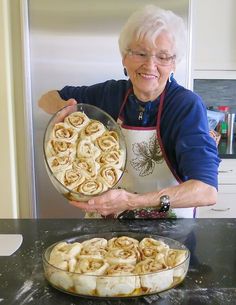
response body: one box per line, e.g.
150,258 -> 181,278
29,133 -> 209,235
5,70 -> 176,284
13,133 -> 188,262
192,0 -> 236,79
197,159 -> 236,218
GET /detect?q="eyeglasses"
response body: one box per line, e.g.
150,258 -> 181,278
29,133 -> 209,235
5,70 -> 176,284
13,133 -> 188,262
127,49 -> 176,66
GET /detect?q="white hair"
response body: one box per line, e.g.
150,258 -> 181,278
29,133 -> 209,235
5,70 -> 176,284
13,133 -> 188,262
118,5 -> 187,63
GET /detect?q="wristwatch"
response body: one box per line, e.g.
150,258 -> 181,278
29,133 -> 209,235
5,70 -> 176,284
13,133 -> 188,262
159,195 -> 170,213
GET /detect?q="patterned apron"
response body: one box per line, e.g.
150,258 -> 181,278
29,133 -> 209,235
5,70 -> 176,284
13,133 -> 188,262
117,88 -> 195,219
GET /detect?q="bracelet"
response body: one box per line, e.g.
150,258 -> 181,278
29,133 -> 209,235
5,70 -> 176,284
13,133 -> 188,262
159,195 -> 170,213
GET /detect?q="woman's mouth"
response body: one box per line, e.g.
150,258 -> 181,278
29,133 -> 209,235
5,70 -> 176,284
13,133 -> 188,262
138,72 -> 157,79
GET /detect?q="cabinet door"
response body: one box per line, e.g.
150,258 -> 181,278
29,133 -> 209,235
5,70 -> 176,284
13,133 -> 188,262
197,185 -> 236,218
218,159 -> 236,184
192,0 -> 236,72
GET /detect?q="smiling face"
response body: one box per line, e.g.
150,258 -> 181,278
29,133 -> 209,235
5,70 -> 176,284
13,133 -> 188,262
122,31 -> 176,102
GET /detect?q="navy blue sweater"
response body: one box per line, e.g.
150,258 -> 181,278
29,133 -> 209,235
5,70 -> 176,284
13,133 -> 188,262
59,79 -> 220,189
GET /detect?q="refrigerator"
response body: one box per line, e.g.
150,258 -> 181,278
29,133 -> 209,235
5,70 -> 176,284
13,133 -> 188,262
21,0 -> 192,218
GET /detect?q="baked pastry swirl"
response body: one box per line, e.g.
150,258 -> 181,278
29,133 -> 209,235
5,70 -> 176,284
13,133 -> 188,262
51,122 -> 78,143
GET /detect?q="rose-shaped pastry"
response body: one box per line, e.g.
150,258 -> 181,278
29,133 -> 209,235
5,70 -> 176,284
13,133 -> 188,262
72,157 -> 100,179
48,155 -> 73,173
46,140 -> 76,157
64,111 -> 90,131
97,149 -> 125,169
107,236 -> 139,251
81,238 -> 107,249
98,165 -> 122,188
76,179 -> 107,195
73,258 -> 109,295
139,238 -> 169,255
135,258 -> 173,293
80,120 -> 106,141
105,248 -> 140,265
95,131 -> 119,152
96,263 -> 140,297
56,168 -> 85,190
140,248 -> 167,263
76,138 -> 101,159
51,122 -> 78,143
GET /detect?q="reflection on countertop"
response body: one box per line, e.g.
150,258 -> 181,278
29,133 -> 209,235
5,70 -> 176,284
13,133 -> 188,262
218,138 -> 236,159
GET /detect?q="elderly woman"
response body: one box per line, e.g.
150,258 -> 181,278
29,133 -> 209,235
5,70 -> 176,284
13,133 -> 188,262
39,5 -> 220,218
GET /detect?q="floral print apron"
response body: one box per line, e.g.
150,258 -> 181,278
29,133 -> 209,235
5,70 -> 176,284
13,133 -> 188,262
116,88 -> 195,219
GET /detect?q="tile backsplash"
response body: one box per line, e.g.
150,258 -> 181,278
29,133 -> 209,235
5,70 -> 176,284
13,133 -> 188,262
193,79 -> 236,114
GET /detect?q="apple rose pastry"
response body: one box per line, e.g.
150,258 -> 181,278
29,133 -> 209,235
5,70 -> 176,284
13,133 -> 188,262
72,157 -> 100,179
80,120 -> 106,141
48,155 -> 73,173
73,258 -> 109,295
76,138 -> 101,159
56,168 -> 85,190
95,131 -> 119,152
64,111 -> 90,131
46,140 -> 76,157
98,165 -> 122,188
97,149 -> 125,169
51,122 -> 78,143
96,263 -> 140,297
76,179 -> 107,196
105,248 -> 140,266
135,258 -> 173,293
107,236 -> 139,251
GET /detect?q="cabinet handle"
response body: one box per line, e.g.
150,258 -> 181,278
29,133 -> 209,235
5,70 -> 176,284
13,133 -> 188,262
219,170 -> 233,173
211,208 -> 230,212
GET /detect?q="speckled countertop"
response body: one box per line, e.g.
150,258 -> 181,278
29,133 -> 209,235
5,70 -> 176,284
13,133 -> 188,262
0,219 -> 236,305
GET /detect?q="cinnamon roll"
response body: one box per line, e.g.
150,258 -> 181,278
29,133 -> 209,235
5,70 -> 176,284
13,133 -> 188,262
96,263 -> 139,297
56,168 -> 85,190
48,154 -> 73,173
72,157 -> 100,179
165,249 -> 188,278
80,120 -> 106,141
51,122 -> 78,143
135,258 -> 173,293
46,140 -> 76,157
98,165 -> 122,188
76,138 -> 101,159
97,149 -> 125,169
77,179 -> 107,195
105,248 -> 140,265
107,236 -> 139,251
95,131 -> 119,152
139,238 -> 169,255
81,238 -> 107,249
64,111 -> 90,131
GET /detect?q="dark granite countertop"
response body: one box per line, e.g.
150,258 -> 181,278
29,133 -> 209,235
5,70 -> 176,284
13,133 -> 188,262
0,219 -> 236,305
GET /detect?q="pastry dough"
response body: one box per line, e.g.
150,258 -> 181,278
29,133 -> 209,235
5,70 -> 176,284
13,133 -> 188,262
96,263 -> 139,297
77,179 -> 107,195
51,122 -> 78,143
95,131 -> 119,152
76,138 -> 101,159
72,157 -> 100,179
64,111 -> 90,131
46,140 -> 76,157
135,258 -> 173,293
97,149 -> 125,169
80,120 -> 106,141
98,165 -> 122,188
105,248 -> 140,265
48,155 -> 73,173
107,236 -> 139,251
56,168 -> 85,190
81,238 -> 107,249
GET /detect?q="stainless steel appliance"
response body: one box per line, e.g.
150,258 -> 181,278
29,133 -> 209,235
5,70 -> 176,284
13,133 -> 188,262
21,0 -> 192,218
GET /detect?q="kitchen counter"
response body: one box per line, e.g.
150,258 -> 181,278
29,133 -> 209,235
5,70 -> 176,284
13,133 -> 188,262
0,219 -> 236,305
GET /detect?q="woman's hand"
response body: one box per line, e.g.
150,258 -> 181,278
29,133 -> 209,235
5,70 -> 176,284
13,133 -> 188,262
38,90 -> 77,114
69,189 -> 141,216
